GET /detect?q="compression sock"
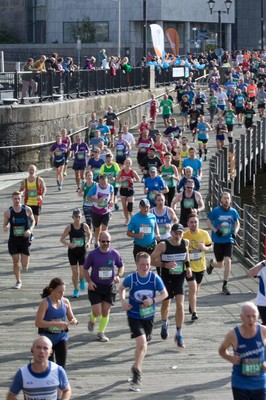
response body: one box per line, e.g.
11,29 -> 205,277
223,280 -> 228,287
89,312 -> 97,323
98,315 -> 109,333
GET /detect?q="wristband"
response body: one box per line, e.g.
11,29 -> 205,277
185,261 -> 190,269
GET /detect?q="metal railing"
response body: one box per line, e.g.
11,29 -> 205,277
208,118 -> 266,266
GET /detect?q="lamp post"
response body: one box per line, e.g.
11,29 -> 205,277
207,0 -> 232,52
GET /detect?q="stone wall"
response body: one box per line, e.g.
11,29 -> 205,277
0,88 -> 165,173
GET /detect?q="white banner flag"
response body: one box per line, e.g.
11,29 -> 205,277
150,24 -> 165,58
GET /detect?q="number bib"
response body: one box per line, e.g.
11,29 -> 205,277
117,150 -> 124,157
149,193 -> 156,200
13,226 -> 25,236
189,251 -> 202,260
98,267 -> 112,280
140,147 -> 147,153
72,238 -> 84,247
139,225 -> 152,234
183,198 -> 194,208
98,198 -> 108,208
159,225 -> 167,235
121,180 -> 129,188
242,358 -> 262,376
77,152 -> 85,160
169,262 -> 184,275
28,190 -> 37,197
139,304 -> 155,318
55,151 -> 63,156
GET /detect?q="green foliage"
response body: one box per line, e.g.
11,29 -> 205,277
0,24 -> 19,43
71,16 -> 96,43
205,43 -> 217,52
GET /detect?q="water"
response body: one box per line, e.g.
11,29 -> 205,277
239,172 -> 266,216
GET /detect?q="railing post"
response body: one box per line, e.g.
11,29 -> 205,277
14,71 -> 19,99
252,125 -> 258,175
246,129 -> 252,183
240,133 -> 246,187
234,139 -> 241,194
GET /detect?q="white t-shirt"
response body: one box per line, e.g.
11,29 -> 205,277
123,132 -> 135,146
256,267 -> 266,306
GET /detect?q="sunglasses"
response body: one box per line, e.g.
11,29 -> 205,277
101,240 -> 110,243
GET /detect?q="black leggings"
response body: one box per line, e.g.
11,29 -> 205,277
49,340 -> 68,369
164,187 -> 175,206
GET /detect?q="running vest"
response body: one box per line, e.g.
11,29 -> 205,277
232,325 -> 265,390
101,163 -> 118,187
115,140 -> 127,158
24,177 -> 42,206
179,146 -> 190,161
69,223 -> 85,248
154,142 -> 165,162
197,122 -> 208,141
180,191 -> 199,226
127,271 -> 157,320
161,165 -> 175,187
9,206 -> 30,240
120,168 -> 134,189
92,183 -> 112,215
161,239 -> 187,277
41,296 -> 67,334
151,207 -> 172,239
19,361 -> 63,400
83,181 -> 95,206
138,137 -> 151,154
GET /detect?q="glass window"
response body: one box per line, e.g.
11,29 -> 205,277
63,21 -> 109,43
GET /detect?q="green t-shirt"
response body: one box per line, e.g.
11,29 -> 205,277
161,165 -> 175,187
160,99 -> 172,115
99,163 -> 120,187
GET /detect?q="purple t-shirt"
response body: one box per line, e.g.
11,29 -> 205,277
50,143 -> 67,162
71,142 -> 89,166
84,247 -> 124,285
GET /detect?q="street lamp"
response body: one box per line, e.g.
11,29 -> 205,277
207,0 -> 232,53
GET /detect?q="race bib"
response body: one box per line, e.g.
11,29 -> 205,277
139,225 -> 152,234
139,304 -> 155,318
169,262 -> 184,274
98,267 -> 112,280
13,226 -> 25,236
72,238 -> 84,247
28,190 -> 37,197
183,198 -> 194,208
242,358 -> 262,376
189,251 -> 202,260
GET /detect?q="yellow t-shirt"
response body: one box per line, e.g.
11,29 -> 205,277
183,229 -> 212,272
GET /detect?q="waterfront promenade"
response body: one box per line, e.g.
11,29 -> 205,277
0,111 -> 259,399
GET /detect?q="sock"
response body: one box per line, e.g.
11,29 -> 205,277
162,319 -> 168,326
176,327 -> 181,337
98,315 -> 109,333
199,149 -> 202,158
89,312 -> 97,323
204,148 -> 207,155
223,280 -> 228,287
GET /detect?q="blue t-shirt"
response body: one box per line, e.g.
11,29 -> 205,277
145,176 -> 166,206
208,206 -> 239,243
182,157 -> 202,177
97,124 -> 110,144
123,271 -> 165,319
128,212 -> 157,247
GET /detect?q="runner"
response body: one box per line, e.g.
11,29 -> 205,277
50,133 -> 68,191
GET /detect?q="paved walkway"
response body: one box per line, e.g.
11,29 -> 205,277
0,104 -> 259,399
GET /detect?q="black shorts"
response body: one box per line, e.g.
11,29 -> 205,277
133,242 -> 156,260
232,387 -> 265,400
72,162 -> 86,171
68,248 -> 86,266
216,134 -> 225,141
161,273 -> 185,298
226,124 -> 234,132
88,283 -> 117,306
258,103 -> 265,109
198,138 -> 208,144
235,107 -> 244,115
186,270 -> 204,285
92,212 -> 110,228
120,188 -> 134,198
190,123 -> 197,131
8,239 -> 31,256
245,120 -> 253,129
127,316 -> 154,339
214,242 -> 233,262
116,156 -> 126,165
114,187 -> 118,196
54,160 -> 65,168
29,205 -> 41,216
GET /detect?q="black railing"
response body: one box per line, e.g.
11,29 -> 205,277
0,67 -> 151,102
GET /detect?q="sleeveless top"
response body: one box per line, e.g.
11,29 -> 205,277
69,223 -> 85,248
38,296 -> 68,345
24,177 -> 42,206
151,207 -> 172,240
232,325 -> 265,390
115,140 -> 127,158
120,168 -> 134,190
9,206 -> 30,242
160,239 -> 187,278
82,181 -> 95,206
180,191 -> 199,226
127,271 -> 157,320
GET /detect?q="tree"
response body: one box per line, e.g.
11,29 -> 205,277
71,16 -> 96,43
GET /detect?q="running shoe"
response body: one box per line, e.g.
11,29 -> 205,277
175,334 -> 185,348
160,320 -> 169,340
76,187 -> 80,192
58,185 -> 62,191
63,171 -> 67,176
80,279 -> 86,291
191,312 -> 199,321
206,259 -> 214,275
87,319 -> 95,332
222,286 -> 231,295
97,332 -> 109,342
72,289 -> 79,298
130,366 -> 142,391
14,281 -> 22,289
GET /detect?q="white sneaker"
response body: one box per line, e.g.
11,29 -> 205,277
14,281 -> 22,289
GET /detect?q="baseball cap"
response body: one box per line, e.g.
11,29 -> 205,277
139,199 -> 150,207
72,208 -> 82,217
149,166 -> 157,172
171,223 -> 184,232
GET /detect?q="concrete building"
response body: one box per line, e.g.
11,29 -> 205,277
0,0 -> 264,64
